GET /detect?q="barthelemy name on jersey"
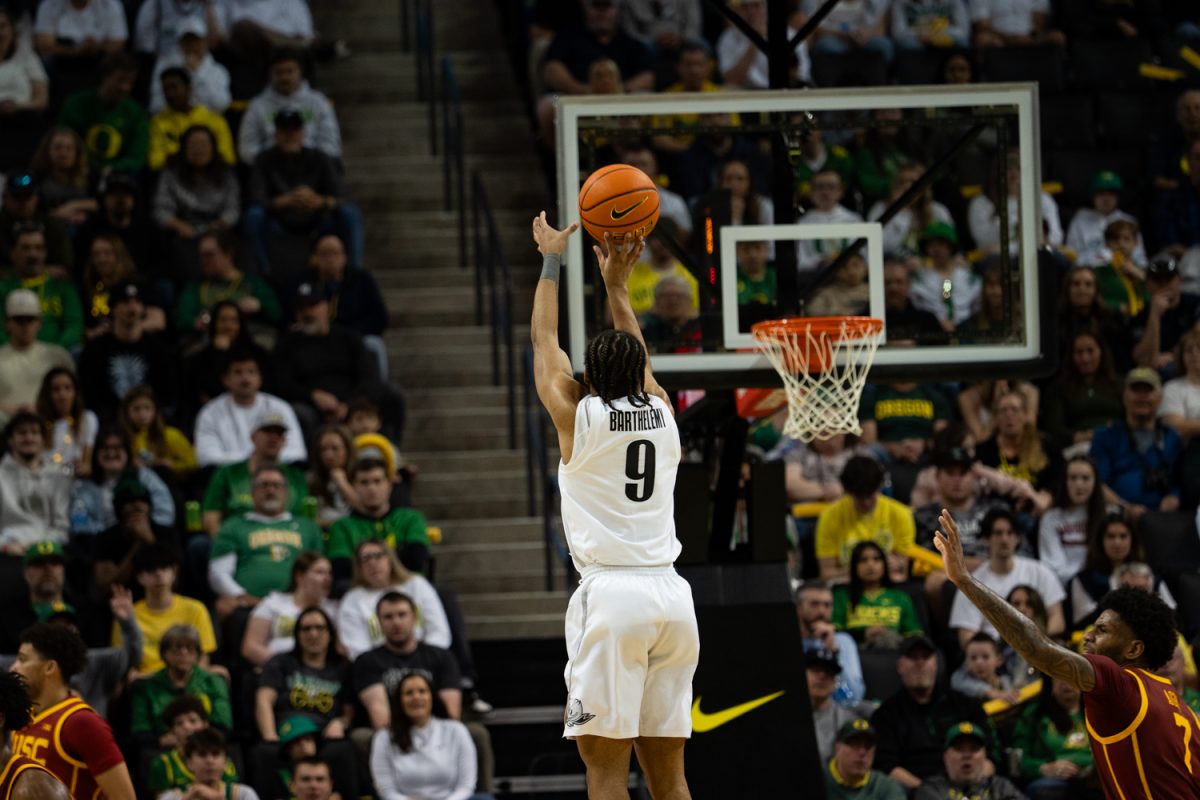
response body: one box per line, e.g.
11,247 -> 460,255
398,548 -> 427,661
609,407 -> 668,432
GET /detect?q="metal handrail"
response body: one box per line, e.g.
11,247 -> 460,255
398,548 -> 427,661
414,0 -> 435,155
471,170 -> 516,450
441,56 -> 467,267
523,348 -> 573,592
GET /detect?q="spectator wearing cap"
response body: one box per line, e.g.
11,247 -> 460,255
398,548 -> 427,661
0,541 -> 73,651
134,0 -> 224,57
716,0 -> 811,89
0,175 -> 74,272
176,229 -> 281,339
58,52 -> 148,173
890,0 -> 970,51
148,65 -> 236,170
130,623 -> 233,748
908,222 -> 978,331
1089,367 -> 1183,519
238,49 -> 341,165
303,233 -> 390,377
193,351 -> 307,468
116,545 -> 218,675
201,410 -> 310,536
824,719 -> 905,800
808,648 -> 860,764
0,415 -> 71,554
145,15 -> 230,111
815,456 -> 914,584
92,479 -> 180,597
1066,171 -> 1146,269
79,279 -> 177,419
0,290 -> 73,420
913,445 -> 1016,569
208,464 -> 323,618
871,635 -> 995,791
949,508 -> 1064,648
275,281 -> 405,442
795,581 -> 867,707
76,171 -> 153,271
1131,256 -> 1200,371
245,106 -> 363,274
913,722 -> 1024,800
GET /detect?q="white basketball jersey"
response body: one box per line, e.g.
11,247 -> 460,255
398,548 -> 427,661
558,394 -> 683,571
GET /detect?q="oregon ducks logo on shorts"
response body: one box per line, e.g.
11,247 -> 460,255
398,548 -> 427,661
564,698 -> 595,727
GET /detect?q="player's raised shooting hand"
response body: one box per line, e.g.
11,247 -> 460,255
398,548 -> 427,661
532,211 -> 578,257
933,509 -> 970,587
595,232 -> 645,287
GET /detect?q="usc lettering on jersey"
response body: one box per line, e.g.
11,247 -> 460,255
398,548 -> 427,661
558,394 -> 682,570
12,696 -> 124,800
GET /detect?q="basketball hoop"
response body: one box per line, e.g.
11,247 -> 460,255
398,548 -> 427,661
751,316 -> 884,443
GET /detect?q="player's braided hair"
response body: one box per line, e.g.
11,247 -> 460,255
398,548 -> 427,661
1097,587 -> 1178,670
0,672 -> 33,733
585,330 -> 651,408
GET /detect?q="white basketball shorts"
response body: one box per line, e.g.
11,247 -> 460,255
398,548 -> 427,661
562,566 -> 700,740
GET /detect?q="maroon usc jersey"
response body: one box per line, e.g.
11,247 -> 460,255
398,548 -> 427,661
10,696 -> 125,800
0,755 -> 59,799
1082,653 -> 1200,799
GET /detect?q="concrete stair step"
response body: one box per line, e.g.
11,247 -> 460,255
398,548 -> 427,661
457,592 -> 569,617
412,468 -> 527,501
376,266 -> 537,290
407,446 -> 527,472
468,614 -> 564,641
339,101 -> 528,128
383,287 -> 532,319
387,326 -> 530,350
412,489 -> 528,518
438,541 -> 544,575
430,516 -> 545,546
403,405 -> 525,440
442,571 -> 561,595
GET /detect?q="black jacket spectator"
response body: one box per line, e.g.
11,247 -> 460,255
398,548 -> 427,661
249,144 -> 342,232
275,324 -> 379,407
872,685 -> 994,782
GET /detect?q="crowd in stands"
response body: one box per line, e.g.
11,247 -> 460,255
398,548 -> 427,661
0,0 -> 502,798
527,0 -> 1200,798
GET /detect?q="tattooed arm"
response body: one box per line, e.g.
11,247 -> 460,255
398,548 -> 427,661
934,509 -> 1096,692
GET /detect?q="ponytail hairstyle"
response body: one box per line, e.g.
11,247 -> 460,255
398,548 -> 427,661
584,329 -> 651,407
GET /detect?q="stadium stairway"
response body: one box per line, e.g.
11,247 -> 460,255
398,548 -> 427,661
311,2 -> 594,795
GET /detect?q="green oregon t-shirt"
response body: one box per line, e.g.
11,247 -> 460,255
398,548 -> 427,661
326,509 -> 429,560
148,748 -> 239,793
832,587 -> 922,636
858,384 -> 950,442
202,461 -> 309,518
211,514 -> 323,598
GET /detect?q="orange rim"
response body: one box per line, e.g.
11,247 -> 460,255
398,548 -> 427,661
751,317 -> 883,374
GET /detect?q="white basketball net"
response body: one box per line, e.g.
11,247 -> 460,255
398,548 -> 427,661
752,318 -> 883,443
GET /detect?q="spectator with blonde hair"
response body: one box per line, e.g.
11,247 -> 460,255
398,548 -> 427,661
975,389 -> 1059,514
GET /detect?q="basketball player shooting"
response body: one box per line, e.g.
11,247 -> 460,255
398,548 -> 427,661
935,509 -> 1200,798
531,212 -> 699,800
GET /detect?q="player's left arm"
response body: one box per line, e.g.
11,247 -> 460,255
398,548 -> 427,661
93,764 -> 136,800
12,770 -> 70,800
934,509 -> 1096,692
595,232 -> 671,410
530,212 -> 586,436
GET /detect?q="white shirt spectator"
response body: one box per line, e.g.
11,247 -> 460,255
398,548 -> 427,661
1070,569 -> 1175,626
949,555 -> 1064,640
133,0 -> 227,56
0,41 -> 48,106
1160,377 -> 1200,423
0,341 -> 73,413
248,592 -> 339,657
192,392 -> 308,466
892,0 -> 971,49
369,720 -> 477,800
867,201 -> 954,256
337,576 -> 451,660
967,191 -> 1063,254
48,412 -> 98,473
969,0 -> 1049,37
796,205 -> 863,271
801,0 -> 889,31
657,186 -> 692,235
225,0 -> 313,39
238,79 -> 342,163
620,0 -> 702,47
909,263 -> 981,326
149,51 -> 232,112
1037,505 -> 1089,585
1065,207 -> 1145,268
0,452 -> 70,548
34,0 -> 128,45
717,24 -> 811,88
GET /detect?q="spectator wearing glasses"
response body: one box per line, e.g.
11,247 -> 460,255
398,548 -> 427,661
0,290 -> 73,421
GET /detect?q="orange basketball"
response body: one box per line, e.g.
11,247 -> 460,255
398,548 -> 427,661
578,164 -> 660,242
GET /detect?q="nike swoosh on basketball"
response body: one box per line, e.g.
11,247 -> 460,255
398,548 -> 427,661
610,198 -> 649,220
691,691 -> 785,733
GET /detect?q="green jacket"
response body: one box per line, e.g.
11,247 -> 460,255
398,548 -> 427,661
175,274 -> 282,333
131,667 -> 233,737
59,89 -> 150,172
1009,704 -> 1093,780
0,274 -> 84,348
